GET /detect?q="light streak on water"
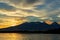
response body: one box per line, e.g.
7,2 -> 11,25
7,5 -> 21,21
0,33 -> 60,40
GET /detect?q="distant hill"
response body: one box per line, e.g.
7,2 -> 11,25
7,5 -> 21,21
0,22 -> 60,32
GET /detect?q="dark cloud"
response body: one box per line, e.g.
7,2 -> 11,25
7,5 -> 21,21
45,0 -> 55,4
10,0 -> 39,5
26,0 -> 39,4
9,0 -> 22,4
34,5 -> 46,10
0,2 -> 16,11
46,0 -> 60,12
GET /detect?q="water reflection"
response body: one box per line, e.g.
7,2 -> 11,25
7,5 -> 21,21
0,33 -> 60,40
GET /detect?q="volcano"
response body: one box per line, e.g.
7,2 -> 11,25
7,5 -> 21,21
0,22 -> 60,33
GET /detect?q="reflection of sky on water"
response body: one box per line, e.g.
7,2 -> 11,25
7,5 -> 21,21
0,33 -> 60,40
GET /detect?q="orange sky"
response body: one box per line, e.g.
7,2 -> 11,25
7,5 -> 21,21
57,22 -> 60,24
0,18 -> 59,29
0,17 -> 27,29
44,20 -> 53,25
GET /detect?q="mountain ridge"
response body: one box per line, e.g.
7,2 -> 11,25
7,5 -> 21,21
0,22 -> 60,32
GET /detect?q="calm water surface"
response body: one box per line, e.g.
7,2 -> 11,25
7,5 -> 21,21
0,33 -> 60,40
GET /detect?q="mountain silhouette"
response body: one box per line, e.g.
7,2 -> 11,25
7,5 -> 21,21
0,22 -> 60,32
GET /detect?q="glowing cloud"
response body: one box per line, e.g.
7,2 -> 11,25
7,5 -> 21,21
0,16 -> 27,29
0,0 -> 60,28
44,20 -> 53,25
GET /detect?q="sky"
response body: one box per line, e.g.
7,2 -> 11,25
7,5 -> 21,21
0,0 -> 60,28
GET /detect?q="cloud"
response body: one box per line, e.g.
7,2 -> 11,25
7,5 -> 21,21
57,15 -> 60,18
25,16 -> 43,22
0,16 -> 27,28
0,2 -> 16,11
46,0 -> 60,12
0,0 -> 60,23
0,0 -> 45,17
8,0 -> 44,9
